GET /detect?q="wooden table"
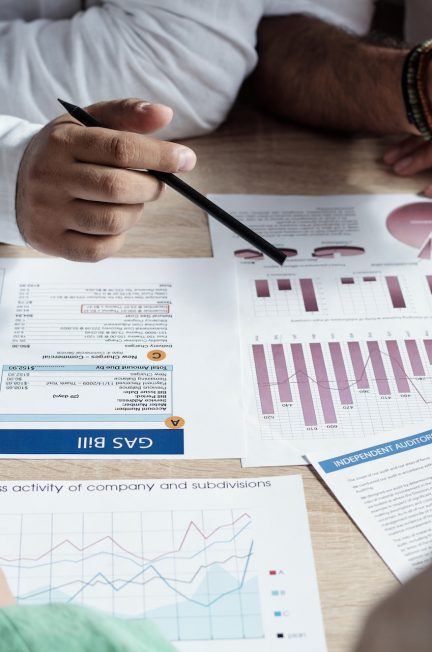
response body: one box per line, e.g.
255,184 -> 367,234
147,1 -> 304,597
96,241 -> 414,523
0,101 -> 428,651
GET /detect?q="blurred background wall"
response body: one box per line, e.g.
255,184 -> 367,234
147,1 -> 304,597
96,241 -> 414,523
376,0 -> 432,43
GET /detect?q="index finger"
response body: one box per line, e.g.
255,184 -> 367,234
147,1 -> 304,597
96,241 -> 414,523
68,125 -> 196,172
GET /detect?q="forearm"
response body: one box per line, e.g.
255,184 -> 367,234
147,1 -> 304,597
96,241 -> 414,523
252,15 -> 417,136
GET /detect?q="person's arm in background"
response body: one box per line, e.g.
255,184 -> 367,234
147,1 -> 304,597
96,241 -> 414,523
251,14 -> 416,136
354,563 -> 432,652
0,567 -> 175,651
251,13 -> 432,194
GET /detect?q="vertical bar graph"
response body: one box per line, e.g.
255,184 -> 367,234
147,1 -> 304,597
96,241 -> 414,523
299,279 -> 318,312
385,276 -> 406,309
386,340 -> 411,393
255,280 -> 270,299
348,342 -> 369,389
310,343 -> 337,424
252,344 -> 274,414
291,344 -> 317,426
277,279 -> 291,291
251,337 -> 432,430
424,339 -> 432,365
367,341 -> 391,395
363,276 -> 376,282
328,342 -> 353,405
405,340 -> 425,376
271,344 -> 292,403
348,341 -> 370,389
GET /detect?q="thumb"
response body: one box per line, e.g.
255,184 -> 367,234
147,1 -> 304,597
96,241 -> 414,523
83,98 -> 174,134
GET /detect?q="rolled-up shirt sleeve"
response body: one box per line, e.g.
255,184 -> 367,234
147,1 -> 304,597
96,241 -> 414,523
265,0 -> 374,35
0,116 -> 41,245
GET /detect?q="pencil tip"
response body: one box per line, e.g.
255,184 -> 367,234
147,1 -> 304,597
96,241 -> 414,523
57,98 -> 75,112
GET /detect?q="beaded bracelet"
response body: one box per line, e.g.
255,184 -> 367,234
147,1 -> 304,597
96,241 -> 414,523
402,39 -> 432,141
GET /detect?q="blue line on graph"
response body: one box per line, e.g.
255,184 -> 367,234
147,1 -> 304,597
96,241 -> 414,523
9,521 -> 251,574
19,541 -> 254,609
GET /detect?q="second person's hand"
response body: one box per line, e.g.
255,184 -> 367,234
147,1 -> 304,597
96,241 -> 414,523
383,135 -> 432,196
16,98 -> 197,261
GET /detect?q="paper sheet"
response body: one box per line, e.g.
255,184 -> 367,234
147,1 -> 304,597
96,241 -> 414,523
308,423 -> 432,582
0,258 -> 243,459
209,194 -> 432,465
0,475 -> 326,651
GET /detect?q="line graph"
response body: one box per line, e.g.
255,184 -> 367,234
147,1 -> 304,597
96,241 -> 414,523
0,510 -> 263,641
250,337 -> 432,440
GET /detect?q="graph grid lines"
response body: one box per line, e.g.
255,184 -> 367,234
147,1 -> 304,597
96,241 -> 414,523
250,337 -> 432,441
0,509 -> 263,641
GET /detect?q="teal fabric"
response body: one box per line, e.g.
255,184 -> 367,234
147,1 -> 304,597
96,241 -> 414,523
0,604 -> 177,652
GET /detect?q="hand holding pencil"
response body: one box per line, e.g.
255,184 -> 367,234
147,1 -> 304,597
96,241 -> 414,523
16,96 -> 284,264
16,98 -> 197,261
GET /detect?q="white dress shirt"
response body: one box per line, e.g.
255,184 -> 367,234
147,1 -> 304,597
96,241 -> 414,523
0,0 -> 373,246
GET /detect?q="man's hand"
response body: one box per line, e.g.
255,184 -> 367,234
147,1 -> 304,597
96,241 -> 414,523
354,565 -> 432,652
16,98 -> 196,261
383,136 -> 432,195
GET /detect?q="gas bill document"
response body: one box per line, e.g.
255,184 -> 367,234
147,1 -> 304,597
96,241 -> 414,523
308,423 -> 432,581
0,258 -> 243,459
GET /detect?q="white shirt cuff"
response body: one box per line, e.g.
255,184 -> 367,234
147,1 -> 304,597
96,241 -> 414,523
0,116 -> 42,246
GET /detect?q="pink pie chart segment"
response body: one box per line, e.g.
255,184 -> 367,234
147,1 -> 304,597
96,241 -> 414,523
387,202 -> 432,259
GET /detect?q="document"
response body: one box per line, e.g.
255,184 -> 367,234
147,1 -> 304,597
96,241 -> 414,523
209,193 -> 432,465
0,258 -> 243,459
0,475 -> 326,651
308,424 -> 432,582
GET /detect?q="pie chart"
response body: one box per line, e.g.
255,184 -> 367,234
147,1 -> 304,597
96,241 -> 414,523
387,202 -> 432,259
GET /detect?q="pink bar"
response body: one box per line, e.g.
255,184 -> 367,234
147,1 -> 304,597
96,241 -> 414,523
252,345 -> 274,414
405,340 -> 425,376
310,343 -> 337,424
363,276 -> 376,282
385,276 -> 406,309
424,339 -> 432,364
271,344 -> 292,403
341,277 -> 355,284
277,279 -> 291,291
386,340 -> 410,393
427,276 -> 432,293
255,280 -> 270,298
299,279 -> 318,312
367,341 -> 391,395
329,342 -> 353,405
291,343 -> 317,426
348,341 -> 369,389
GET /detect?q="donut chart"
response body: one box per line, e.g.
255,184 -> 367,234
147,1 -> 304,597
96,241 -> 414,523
387,202 -> 432,259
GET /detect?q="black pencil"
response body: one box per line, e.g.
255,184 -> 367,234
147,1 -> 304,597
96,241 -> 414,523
57,99 -> 286,266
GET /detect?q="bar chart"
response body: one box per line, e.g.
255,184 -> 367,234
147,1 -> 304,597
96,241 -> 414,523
251,272 -> 423,319
252,277 -> 326,317
250,336 -> 432,440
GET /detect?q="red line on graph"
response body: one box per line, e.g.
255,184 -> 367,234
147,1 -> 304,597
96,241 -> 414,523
0,513 -> 251,564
